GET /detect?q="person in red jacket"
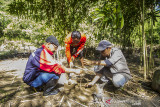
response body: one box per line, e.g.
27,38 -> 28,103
65,31 -> 86,68
23,35 -> 82,96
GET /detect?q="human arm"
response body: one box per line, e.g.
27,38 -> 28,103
83,58 -> 108,66
85,73 -> 102,87
65,33 -> 73,64
65,43 -> 72,63
65,40 -> 75,68
63,66 -> 83,75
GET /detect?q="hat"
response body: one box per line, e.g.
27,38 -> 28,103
46,35 -> 59,46
96,40 -> 112,51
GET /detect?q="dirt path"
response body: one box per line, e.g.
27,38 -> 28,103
0,58 -> 160,107
0,58 -> 27,78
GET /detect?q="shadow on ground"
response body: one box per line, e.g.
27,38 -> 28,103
0,47 -> 160,106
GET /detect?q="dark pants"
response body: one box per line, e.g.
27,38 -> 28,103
70,46 -> 83,58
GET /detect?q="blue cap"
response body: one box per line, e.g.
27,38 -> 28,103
96,40 -> 112,51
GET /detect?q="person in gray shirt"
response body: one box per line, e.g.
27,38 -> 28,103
83,40 -> 131,88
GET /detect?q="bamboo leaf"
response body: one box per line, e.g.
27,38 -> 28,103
97,14 -> 105,17
94,17 -> 103,22
120,15 -> 124,29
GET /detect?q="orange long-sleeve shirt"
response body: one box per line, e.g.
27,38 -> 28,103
65,32 -> 86,63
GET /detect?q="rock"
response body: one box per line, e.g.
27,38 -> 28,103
152,69 -> 160,93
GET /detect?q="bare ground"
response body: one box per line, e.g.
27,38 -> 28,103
0,56 -> 160,107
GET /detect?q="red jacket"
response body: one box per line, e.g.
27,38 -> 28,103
65,33 -> 86,63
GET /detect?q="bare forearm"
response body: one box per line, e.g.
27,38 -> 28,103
90,73 -> 102,84
91,60 -> 106,66
65,68 -> 75,73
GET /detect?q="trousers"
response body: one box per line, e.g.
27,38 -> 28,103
30,72 -> 59,88
94,65 -> 127,88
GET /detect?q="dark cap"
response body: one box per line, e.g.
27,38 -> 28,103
46,35 -> 59,46
96,40 -> 112,51
71,31 -> 81,39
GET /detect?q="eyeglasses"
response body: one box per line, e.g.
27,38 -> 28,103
51,44 -> 58,49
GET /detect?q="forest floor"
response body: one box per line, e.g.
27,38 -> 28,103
0,53 -> 160,107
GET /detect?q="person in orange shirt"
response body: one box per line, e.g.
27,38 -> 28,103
65,31 -> 86,68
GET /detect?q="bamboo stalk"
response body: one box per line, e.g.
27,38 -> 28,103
59,95 -> 64,106
67,101 -> 71,107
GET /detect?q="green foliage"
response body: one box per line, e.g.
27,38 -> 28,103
0,12 -> 12,45
4,29 -> 29,40
0,0 -> 13,11
0,0 -> 159,49
0,12 -> 51,46
146,19 -> 160,45
0,13 -> 11,37
91,0 -> 124,44
7,0 -> 99,44
88,0 -> 159,48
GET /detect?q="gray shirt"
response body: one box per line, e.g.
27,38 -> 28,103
104,48 -> 131,80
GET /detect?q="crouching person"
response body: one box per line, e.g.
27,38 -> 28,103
23,35 -> 82,96
83,40 -> 131,88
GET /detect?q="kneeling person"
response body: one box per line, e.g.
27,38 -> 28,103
83,40 -> 131,88
23,35 -> 82,96
65,31 -> 86,68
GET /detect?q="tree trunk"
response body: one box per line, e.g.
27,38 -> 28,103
142,0 -> 147,80
149,0 -> 155,72
139,25 -> 143,71
149,17 -> 153,71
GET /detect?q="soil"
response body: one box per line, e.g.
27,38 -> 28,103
0,55 -> 160,107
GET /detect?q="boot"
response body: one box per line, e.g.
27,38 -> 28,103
32,86 -> 44,92
43,78 -> 59,96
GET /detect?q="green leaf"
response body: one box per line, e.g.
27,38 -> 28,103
103,17 -> 108,22
93,14 -> 105,22
94,17 -> 103,22
120,15 -> 124,29
97,14 -> 105,17
95,8 -> 99,11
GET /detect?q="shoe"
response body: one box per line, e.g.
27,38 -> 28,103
43,89 -> 59,96
101,76 -> 109,83
43,78 -> 59,96
31,86 -> 44,92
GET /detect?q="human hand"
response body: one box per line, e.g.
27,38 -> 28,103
85,82 -> 94,87
69,62 -> 74,68
54,68 -> 59,74
83,59 -> 92,65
